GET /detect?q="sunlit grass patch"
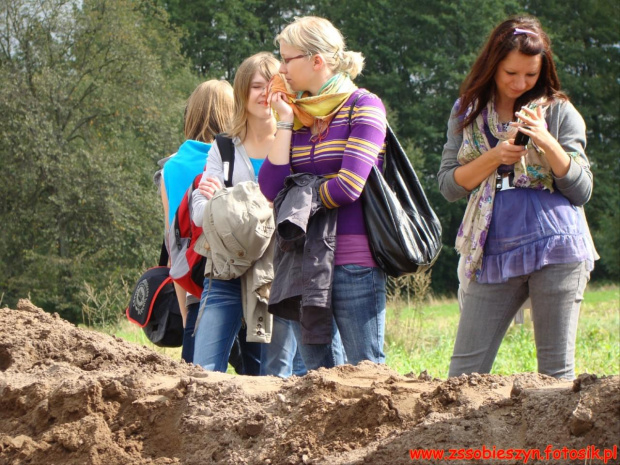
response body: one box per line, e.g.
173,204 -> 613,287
384,284 -> 619,379
109,319 -> 183,360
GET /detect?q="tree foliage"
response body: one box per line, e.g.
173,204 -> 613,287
0,0 -> 197,321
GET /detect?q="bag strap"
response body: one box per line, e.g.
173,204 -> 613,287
215,134 -> 235,188
347,90 -> 369,126
159,239 -> 168,266
348,90 -> 393,151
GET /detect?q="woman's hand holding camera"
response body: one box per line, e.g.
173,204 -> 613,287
512,105 -> 571,177
511,106 -> 555,152
493,140 -> 527,165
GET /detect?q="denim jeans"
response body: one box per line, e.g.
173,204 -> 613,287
193,277 -> 262,374
181,302 -> 199,363
292,264 -> 386,370
449,261 -> 588,380
260,316 -> 308,378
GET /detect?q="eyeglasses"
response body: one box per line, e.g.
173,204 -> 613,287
280,54 -> 309,65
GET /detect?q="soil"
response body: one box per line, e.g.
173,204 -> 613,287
0,300 -> 618,465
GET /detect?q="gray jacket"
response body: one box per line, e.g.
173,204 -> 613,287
269,173 -> 338,345
194,181 -> 275,343
192,137 -> 259,228
437,99 -> 592,206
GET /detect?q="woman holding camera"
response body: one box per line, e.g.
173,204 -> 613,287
438,16 -> 596,379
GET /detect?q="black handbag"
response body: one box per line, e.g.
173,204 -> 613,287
350,93 -> 442,276
126,241 -> 184,347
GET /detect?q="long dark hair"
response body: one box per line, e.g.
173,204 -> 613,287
457,15 -> 566,128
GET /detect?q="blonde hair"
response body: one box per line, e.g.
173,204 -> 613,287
184,80 -> 234,143
228,52 -> 280,140
275,16 -> 364,79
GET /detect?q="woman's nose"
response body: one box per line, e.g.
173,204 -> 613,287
514,75 -> 527,90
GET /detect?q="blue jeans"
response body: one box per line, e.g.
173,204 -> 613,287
181,302 -> 199,363
260,316 -> 308,378
292,264 -> 386,370
449,261 -> 588,380
193,277 -> 262,375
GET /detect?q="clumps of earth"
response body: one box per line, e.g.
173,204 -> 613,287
0,300 -> 618,464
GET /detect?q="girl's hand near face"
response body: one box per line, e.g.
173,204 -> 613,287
198,177 -> 222,200
269,91 -> 294,123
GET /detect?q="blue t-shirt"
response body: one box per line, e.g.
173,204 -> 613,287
163,140 -> 211,225
249,157 -> 265,182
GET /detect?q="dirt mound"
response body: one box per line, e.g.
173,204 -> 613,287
0,300 -> 618,464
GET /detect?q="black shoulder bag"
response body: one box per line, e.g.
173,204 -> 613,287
349,92 -> 442,277
126,241 -> 184,347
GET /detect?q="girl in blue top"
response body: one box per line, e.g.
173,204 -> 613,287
161,80 -> 233,362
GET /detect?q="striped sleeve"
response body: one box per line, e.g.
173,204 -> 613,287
319,93 -> 387,208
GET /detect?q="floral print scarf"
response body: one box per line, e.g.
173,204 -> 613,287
455,97 -> 553,282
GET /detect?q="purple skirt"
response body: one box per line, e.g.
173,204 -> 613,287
479,188 -> 594,284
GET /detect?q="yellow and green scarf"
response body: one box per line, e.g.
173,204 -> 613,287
269,73 -> 357,139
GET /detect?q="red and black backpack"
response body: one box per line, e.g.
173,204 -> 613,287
126,242 -> 183,347
168,135 -> 235,297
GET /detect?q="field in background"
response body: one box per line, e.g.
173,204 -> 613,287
111,285 -> 619,378
385,284 -> 620,378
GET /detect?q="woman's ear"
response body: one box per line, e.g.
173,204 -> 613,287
312,54 -> 325,71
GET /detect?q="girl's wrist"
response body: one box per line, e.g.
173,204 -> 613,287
276,121 -> 294,131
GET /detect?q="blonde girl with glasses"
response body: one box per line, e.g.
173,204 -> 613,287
259,16 -> 388,370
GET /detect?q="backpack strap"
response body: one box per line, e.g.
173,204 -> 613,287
159,239 -> 169,266
215,134 -> 236,188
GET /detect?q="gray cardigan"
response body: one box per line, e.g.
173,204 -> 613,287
191,137 -> 259,227
437,99 -> 592,206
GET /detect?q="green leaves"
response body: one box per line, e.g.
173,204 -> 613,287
0,0 -> 196,321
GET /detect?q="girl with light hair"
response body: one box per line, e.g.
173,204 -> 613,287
161,79 -> 234,363
259,16 -> 388,370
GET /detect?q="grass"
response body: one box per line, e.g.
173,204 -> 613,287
384,284 -> 620,378
109,322 -> 183,360
108,284 -> 619,380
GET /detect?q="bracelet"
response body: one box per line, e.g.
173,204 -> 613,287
276,121 -> 294,131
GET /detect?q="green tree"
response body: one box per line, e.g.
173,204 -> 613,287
0,0 -> 196,321
161,0 -> 329,78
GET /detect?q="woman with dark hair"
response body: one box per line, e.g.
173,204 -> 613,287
438,16 -> 596,379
